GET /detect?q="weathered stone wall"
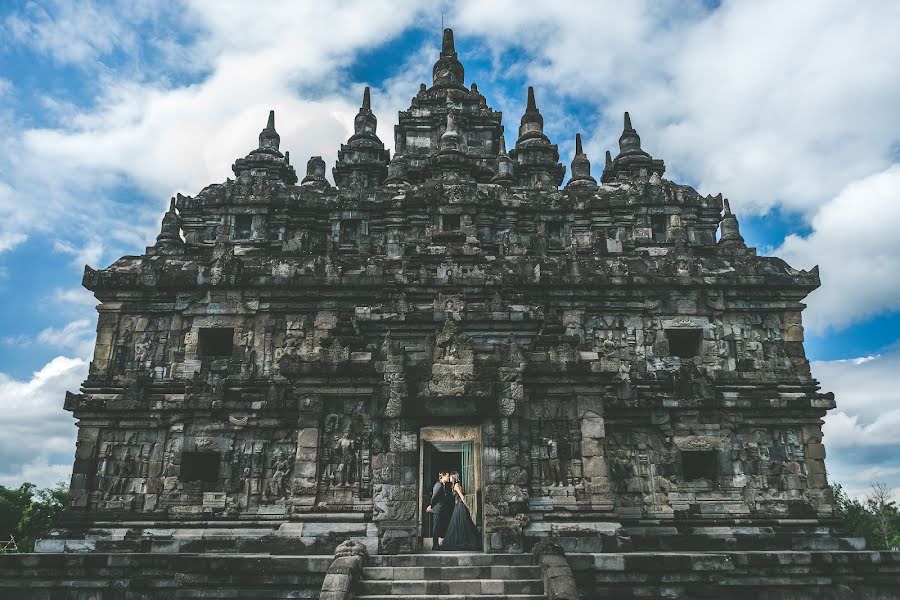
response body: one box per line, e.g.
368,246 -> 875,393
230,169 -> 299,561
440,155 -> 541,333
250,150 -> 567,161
57,27 -> 836,556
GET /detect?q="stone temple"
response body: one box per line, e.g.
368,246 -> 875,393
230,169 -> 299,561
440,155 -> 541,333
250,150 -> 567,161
5,29 -> 897,599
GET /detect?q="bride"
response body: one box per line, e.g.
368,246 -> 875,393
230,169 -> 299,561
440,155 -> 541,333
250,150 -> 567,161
439,471 -> 481,551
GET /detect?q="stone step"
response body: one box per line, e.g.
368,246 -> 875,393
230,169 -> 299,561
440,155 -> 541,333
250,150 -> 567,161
359,578 -> 544,595
355,596 -> 545,600
368,553 -> 536,568
363,565 -> 541,580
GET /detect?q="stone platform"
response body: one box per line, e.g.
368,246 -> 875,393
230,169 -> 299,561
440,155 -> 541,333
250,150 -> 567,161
1,550 -> 897,599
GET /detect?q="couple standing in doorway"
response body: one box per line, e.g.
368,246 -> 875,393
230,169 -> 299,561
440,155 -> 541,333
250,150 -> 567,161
427,471 -> 480,550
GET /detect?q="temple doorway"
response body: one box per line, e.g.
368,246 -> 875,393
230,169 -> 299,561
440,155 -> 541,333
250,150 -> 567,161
419,425 -> 482,551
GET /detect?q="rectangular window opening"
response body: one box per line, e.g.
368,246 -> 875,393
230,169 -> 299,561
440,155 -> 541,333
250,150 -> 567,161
650,214 -> 667,242
234,215 -> 253,240
340,219 -> 361,246
198,328 -> 234,358
547,221 -> 563,248
666,328 -> 703,358
180,451 -> 220,483
442,214 -> 461,231
682,450 -> 718,482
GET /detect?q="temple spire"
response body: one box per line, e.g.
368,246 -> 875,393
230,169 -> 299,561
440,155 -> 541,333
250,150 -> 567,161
510,86 -> 564,187
258,109 -> 280,152
718,198 -> 746,249
432,27 -> 465,88
442,27 -> 456,54
334,86 -> 388,189
518,86 -> 545,140
353,86 -> 378,137
618,111 -> 644,156
491,133 -> 516,186
155,197 -> 183,249
567,133 -> 596,188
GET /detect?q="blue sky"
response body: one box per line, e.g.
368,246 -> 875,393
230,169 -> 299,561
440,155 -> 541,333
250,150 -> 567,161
0,0 -> 898,499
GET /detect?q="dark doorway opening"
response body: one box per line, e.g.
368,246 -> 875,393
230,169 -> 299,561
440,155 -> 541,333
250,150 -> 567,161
422,442 -> 461,550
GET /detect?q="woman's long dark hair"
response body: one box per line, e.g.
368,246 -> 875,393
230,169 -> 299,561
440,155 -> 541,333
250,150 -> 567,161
449,471 -> 462,493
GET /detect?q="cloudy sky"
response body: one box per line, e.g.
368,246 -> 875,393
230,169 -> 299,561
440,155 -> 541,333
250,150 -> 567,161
0,0 -> 898,499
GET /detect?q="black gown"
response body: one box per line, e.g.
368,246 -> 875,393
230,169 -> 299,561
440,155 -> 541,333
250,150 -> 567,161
439,485 -> 480,551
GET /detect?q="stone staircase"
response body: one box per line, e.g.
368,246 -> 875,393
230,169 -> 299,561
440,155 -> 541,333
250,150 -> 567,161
357,553 -> 547,600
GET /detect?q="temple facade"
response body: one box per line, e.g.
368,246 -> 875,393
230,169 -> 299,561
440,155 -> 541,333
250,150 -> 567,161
56,29 -> 839,556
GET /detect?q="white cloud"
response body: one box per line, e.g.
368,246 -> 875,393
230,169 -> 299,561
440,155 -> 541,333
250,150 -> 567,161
451,0 -> 900,216
0,356 -> 85,490
447,0 -> 900,333
815,348 -> 900,497
50,287 -> 98,308
0,0 -> 436,263
53,237 -> 105,268
37,319 -> 95,357
776,164 -> 900,333
3,0 -> 140,65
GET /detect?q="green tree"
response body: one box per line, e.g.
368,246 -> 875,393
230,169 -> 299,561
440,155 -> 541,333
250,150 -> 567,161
0,482 -> 69,553
831,482 -> 900,550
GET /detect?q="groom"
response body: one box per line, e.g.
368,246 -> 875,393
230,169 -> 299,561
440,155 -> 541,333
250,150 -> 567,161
426,471 -> 453,549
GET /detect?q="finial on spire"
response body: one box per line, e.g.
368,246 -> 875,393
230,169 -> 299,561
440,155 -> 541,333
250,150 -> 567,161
618,111 -> 643,155
605,150 -> 613,166
567,133 -> 596,188
432,27 -> 464,88
442,28 -> 456,55
718,197 -> 746,249
352,86 -> 378,137
517,86 -> 545,141
492,133 -> 516,186
258,109 -> 280,151
156,196 -> 183,248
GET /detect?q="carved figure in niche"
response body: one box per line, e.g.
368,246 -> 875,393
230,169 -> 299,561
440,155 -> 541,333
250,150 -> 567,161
542,438 -> 566,486
333,424 -> 358,487
434,319 -> 471,362
265,450 -> 291,500
107,447 -> 136,498
616,361 -> 631,383
134,332 -> 154,365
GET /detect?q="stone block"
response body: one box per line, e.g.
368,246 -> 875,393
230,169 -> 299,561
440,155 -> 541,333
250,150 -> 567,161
581,417 -> 605,439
